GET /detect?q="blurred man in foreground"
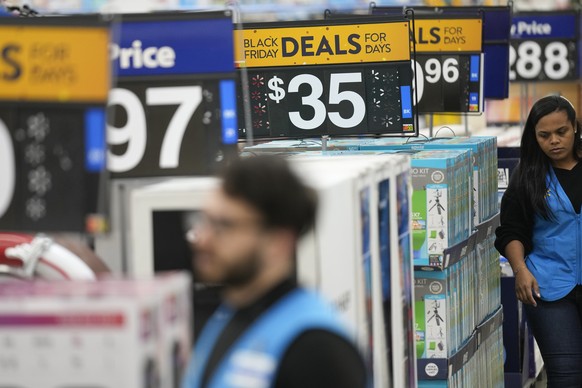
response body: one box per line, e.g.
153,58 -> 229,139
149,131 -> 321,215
182,155 -> 366,388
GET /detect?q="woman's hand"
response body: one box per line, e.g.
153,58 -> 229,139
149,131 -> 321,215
514,266 -> 540,306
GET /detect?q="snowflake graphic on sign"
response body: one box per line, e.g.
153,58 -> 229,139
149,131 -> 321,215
253,103 -> 266,116
28,166 -> 52,195
26,197 -> 46,221
203,89 -> 214,102
27,113 -> 50,142
24,144 -> 46,166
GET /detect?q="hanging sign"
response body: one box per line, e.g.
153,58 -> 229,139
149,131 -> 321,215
0,16 -> 110,233
509,11 -> 578,82
370,7 -> 484,113
107,11 -> 238,178
235,19 -> 417,139
411,18 -> 483,113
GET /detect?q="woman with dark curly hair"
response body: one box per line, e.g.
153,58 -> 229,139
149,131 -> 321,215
496,95 -> 582,387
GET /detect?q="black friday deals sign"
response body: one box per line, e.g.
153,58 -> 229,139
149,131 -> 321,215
234,19 -> 417,139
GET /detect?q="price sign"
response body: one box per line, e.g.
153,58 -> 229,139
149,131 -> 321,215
509,12 -> 578,81
0,16 -> 110,232
372,6 -> 511,100
108,12 -> 237,178
413,54 -> 481,113
411,18 -> 483,113
235,20 -> 416,138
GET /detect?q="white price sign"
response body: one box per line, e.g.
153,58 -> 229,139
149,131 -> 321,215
0,118 -> 15,219
509,40 -> 574,81
107,85 -> 203,175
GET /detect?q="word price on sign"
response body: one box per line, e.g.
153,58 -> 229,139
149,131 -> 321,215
410,18 -> 483,113
509,12 -> 578,81
235,21 -> 416,138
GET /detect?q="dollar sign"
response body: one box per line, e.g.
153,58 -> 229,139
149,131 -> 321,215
268,76 -> 286,104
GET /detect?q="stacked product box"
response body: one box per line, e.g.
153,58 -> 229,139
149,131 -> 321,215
249,136 -> 499,230
245,138 -> 473,266
437,307 -> 504,388
415,214 -> 502,387
357,136 -> 498,228
421,137 -> 498,226
417,305 -> 504,388
474,215 -> 502,327
0,272 -> 192,388
323,147 -> 473,267
407,149 -> 472,266
415,233 -> 476,360
290,153 -> 417,388
474,308 -> 505,388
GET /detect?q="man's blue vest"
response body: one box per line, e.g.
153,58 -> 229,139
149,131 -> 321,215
528,168 -> 582,301
182,288 -> 352,388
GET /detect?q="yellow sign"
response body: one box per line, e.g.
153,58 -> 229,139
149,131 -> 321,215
234,22 -> 411,68
0,26 -> 110,103
414,19 -> 482,52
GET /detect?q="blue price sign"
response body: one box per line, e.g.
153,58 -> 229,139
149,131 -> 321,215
510,11 -> 578,82
108,12 -> 238,178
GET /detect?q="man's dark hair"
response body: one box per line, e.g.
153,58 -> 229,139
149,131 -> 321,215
220,155 -> 317,236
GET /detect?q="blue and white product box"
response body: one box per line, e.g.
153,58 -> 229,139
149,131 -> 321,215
418,137 -> 498,226
357,136 -> 498,228
0,272 -> 192,388
415,234 -> 476,360
416,306 -> 504,388
408,149 -> 472,266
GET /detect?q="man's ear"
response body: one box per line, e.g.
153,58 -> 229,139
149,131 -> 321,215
261,228 -> 297,260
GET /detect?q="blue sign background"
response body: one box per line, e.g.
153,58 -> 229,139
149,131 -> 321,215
115,17 -> 235,77
511,14 -> 577,39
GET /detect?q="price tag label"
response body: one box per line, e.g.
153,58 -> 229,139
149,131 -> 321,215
509,12 -> 577,82
0,16 -> 110,232
412,18 -> 483,113
235,20 -> 416,138
108,12 -> 237,178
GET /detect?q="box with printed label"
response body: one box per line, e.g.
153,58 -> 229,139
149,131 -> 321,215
0,272 -> 191,388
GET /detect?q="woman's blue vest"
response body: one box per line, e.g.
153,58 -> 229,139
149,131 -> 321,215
527,168 -> 582,301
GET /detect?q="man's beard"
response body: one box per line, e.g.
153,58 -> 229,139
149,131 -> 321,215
222,249 -> 262,288
194,247 -> 263,288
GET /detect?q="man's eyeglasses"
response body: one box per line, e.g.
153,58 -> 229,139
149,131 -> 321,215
185,213 -> 264,243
